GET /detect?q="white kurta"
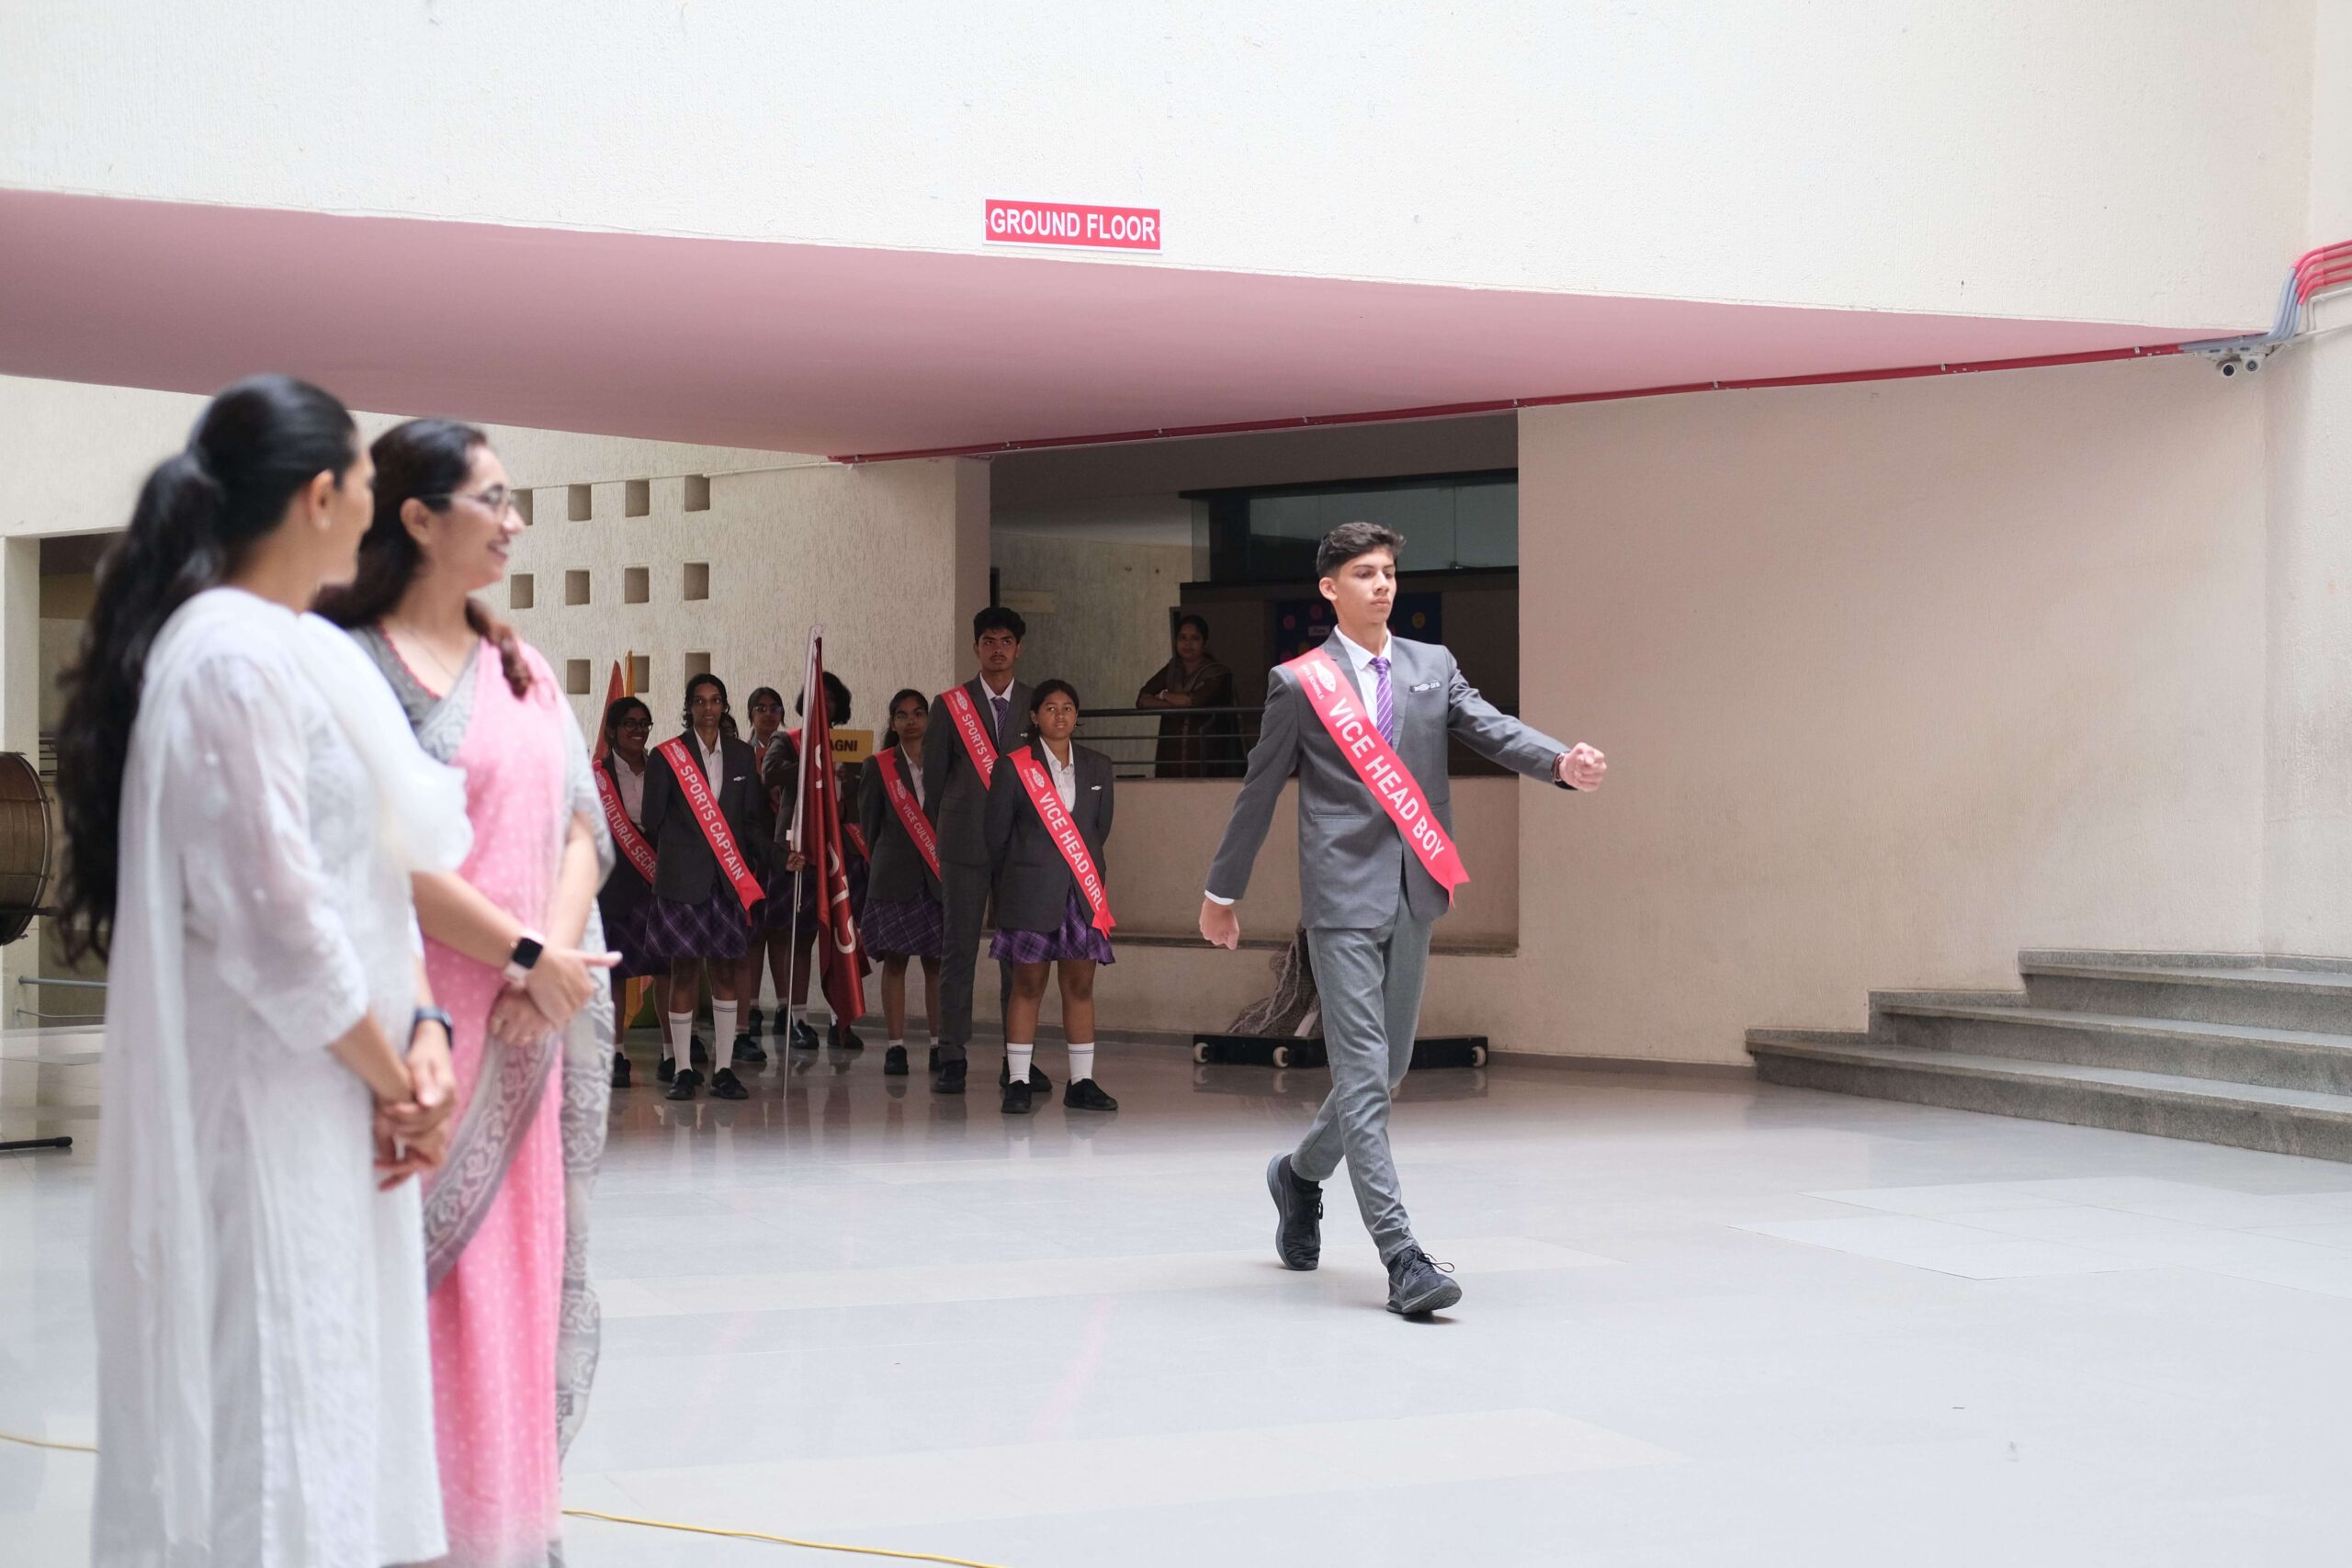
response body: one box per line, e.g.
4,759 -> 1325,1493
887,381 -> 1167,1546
94,590 -> 467,1568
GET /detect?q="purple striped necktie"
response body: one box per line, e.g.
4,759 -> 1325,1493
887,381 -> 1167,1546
1370,654 -> 1396,745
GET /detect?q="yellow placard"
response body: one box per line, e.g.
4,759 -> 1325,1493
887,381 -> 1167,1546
829,728 -> 875,765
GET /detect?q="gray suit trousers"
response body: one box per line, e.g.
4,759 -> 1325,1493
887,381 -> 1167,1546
937,858 -> 1012,1062
1293,898 -> 1435,1264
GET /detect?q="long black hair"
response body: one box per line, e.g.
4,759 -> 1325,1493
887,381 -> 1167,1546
796,671 -> 852,724
882,686 -> 927,749
602,695 -> 652,751
683,671 -> 730,728
53,375 -> 360,963
314,417 -> 531,696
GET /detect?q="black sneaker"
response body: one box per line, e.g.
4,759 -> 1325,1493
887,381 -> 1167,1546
998,1056 -> 1051,1096
1266,1155 -> 1322,1271
666,1067 -> 703,1102
709,1066 -> 750,1100
789,1019 -> 821,1053
831,1024 -> 865,1054
611,1051 -> 632,1089
883,1044 -> 910,1076
933,1058 -> 967,1095
658,1055 -> 676,1085
1385,1249 -> 1462,1316
1063,1078 -> 1118,1112
1001,1078 -> 1034,1115
733,1032 -> 768,1066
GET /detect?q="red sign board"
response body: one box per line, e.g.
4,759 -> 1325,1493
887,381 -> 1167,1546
985,200 -> 1161,252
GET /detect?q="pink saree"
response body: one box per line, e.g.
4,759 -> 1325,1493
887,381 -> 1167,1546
420,643 -> 574,1567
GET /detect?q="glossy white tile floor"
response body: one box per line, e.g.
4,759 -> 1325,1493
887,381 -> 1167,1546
8,1025 -> 2352,1565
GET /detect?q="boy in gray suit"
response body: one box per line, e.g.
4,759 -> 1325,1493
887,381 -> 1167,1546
1201,522 -> 1608,1315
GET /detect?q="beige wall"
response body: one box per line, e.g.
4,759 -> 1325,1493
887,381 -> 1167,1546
989,532 -> 1193,719
1513,357 -> 2272,1059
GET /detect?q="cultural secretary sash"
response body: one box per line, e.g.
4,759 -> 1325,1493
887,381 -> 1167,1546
654,735 -> 764,910
1011,747 -> 1114,933
877,747 -> 940,878
596,764 -> 658,884
940,684 -> 1000,787
1284,646 -> 1470,905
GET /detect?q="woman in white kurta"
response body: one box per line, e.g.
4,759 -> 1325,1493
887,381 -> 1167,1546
58,377 -> 471,1567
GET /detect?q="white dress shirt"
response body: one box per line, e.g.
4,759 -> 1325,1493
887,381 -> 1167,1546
1038,740 -> 1079,808
695,729 -> 725,781
615,754 -> 647,822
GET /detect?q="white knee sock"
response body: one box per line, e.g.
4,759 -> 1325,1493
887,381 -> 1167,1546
1068,1042 -> 1095,1085
666,1011 -> 694,1065
712,1001 -> 739,1073
1007,1043 -> 1034,1085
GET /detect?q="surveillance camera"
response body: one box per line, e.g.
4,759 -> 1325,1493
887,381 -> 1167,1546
2219,355 -> 2241,378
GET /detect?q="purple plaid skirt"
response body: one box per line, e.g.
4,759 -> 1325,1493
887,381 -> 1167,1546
990,887 -> 1115,965
600,899 -> 666,980
642,886 -> 752,963
862,894 -> 944,959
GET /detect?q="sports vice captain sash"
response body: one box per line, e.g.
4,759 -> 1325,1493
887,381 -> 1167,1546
654,735 -> 764,910
1010,747 -> 1114,934
1284,645 -> 1470,905
940,683 -> 1001,787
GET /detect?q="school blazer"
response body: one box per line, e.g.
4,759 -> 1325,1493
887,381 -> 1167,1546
860,750 -> 942,904
640,731 -> 773,904
984,739 -> 1114,933
1205,633 -> 1571,929
923,676 -> 1033,867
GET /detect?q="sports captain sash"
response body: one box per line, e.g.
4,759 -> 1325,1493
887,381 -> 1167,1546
876,747 -> 940,879
1285,645 -> 1470,905
940,683 -> 1001,787
1010,747 -> 1114,934
654,735 -> 764,911
596,763 -> 659,885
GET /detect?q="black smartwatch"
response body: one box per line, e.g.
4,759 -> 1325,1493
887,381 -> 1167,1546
411,1006 -> 455,1047
503,931 -> 546,988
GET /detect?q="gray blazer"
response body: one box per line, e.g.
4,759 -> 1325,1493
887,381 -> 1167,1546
923,676 -> 1033,867
860,750 -> 942,904
984,739 -> 1114,932
1206,633 -> 1571,928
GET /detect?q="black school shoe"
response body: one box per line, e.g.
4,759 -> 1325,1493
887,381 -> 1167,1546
1385,1249 -> 1463,1316
733,1032 -> 768,1066
709,1066 -> 750,1100
1266,1155 -> 1322,1270
691,1034 -> 710,1069
746,1006 -> 765,1038
658,1055 -> 675,1085
933,1058 -> 968,1094
666,1067 -> 703,1102
1063,1078 -> 1118,1112
1001,1078 -> 1034,1115
927,1045 -> 941,1072
611,1051 -> 632,1089
831,1024 -> 865,1054
883,1044 -> 910,1076
997,1057 -> 1051,1096
788,1019 -> 821,1053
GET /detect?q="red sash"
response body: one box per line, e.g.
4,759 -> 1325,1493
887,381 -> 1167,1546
876,748 -> 939,879
655,736 -> 764,911
596,763 -> 659,886
940,684 -> 1001,788
1011,747 -> 1114,934
1284,646 -> 1470,905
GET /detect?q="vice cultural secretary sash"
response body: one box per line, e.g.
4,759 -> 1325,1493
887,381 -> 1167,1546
1010,749 -> 1114,933
877,746 -> 940,879
654,736 -> 764,910
596,765 -> 659,885
1284,646 -> 1470,905
940,684 -> 1000,787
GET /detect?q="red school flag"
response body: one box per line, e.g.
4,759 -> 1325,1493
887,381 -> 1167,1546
792,628 -> 868,1024
592,659 -> 628,761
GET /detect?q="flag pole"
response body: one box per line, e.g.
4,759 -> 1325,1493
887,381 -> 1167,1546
785,626 -> 820,1052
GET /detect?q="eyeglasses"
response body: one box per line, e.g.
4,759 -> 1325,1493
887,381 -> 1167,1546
424,485 -> 523,516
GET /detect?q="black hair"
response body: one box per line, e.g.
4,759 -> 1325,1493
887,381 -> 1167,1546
602,695 -> 652,747
746,685 -> 785,714
973,605 -> 1026,643
796,671 -> 852,724
314,417 -> 532,697
55,375 -> 360,963
683,671 -> 730,728
1173,612 -> 1212,648
1315,521 -> 1405,581
1029,678 -> 1081,714
882,686 -> 928,749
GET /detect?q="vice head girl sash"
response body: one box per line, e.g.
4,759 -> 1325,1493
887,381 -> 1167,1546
1010,746 -> 1114,934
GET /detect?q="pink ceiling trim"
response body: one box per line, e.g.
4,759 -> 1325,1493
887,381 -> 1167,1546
0,189 -> 2241,458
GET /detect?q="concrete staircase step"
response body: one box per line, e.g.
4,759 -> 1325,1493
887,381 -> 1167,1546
2019,953 -> 2352,1033
1747,1033 -> 2352,1162
1874,1000 -> 2352,1094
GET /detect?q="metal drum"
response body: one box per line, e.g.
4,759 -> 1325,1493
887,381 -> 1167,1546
0,752 -> 52,945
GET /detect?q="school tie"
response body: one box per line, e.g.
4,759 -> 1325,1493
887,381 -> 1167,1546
990,694 -> 1008,738
1370,655 -> 1396,745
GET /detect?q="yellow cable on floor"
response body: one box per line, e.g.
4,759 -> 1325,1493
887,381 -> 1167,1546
0,1430 -> 1012,1567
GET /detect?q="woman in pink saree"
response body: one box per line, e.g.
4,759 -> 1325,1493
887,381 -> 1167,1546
321,419 -> 617,1567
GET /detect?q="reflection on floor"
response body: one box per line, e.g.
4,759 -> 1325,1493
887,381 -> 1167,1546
8,1026 -> 2352,1565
